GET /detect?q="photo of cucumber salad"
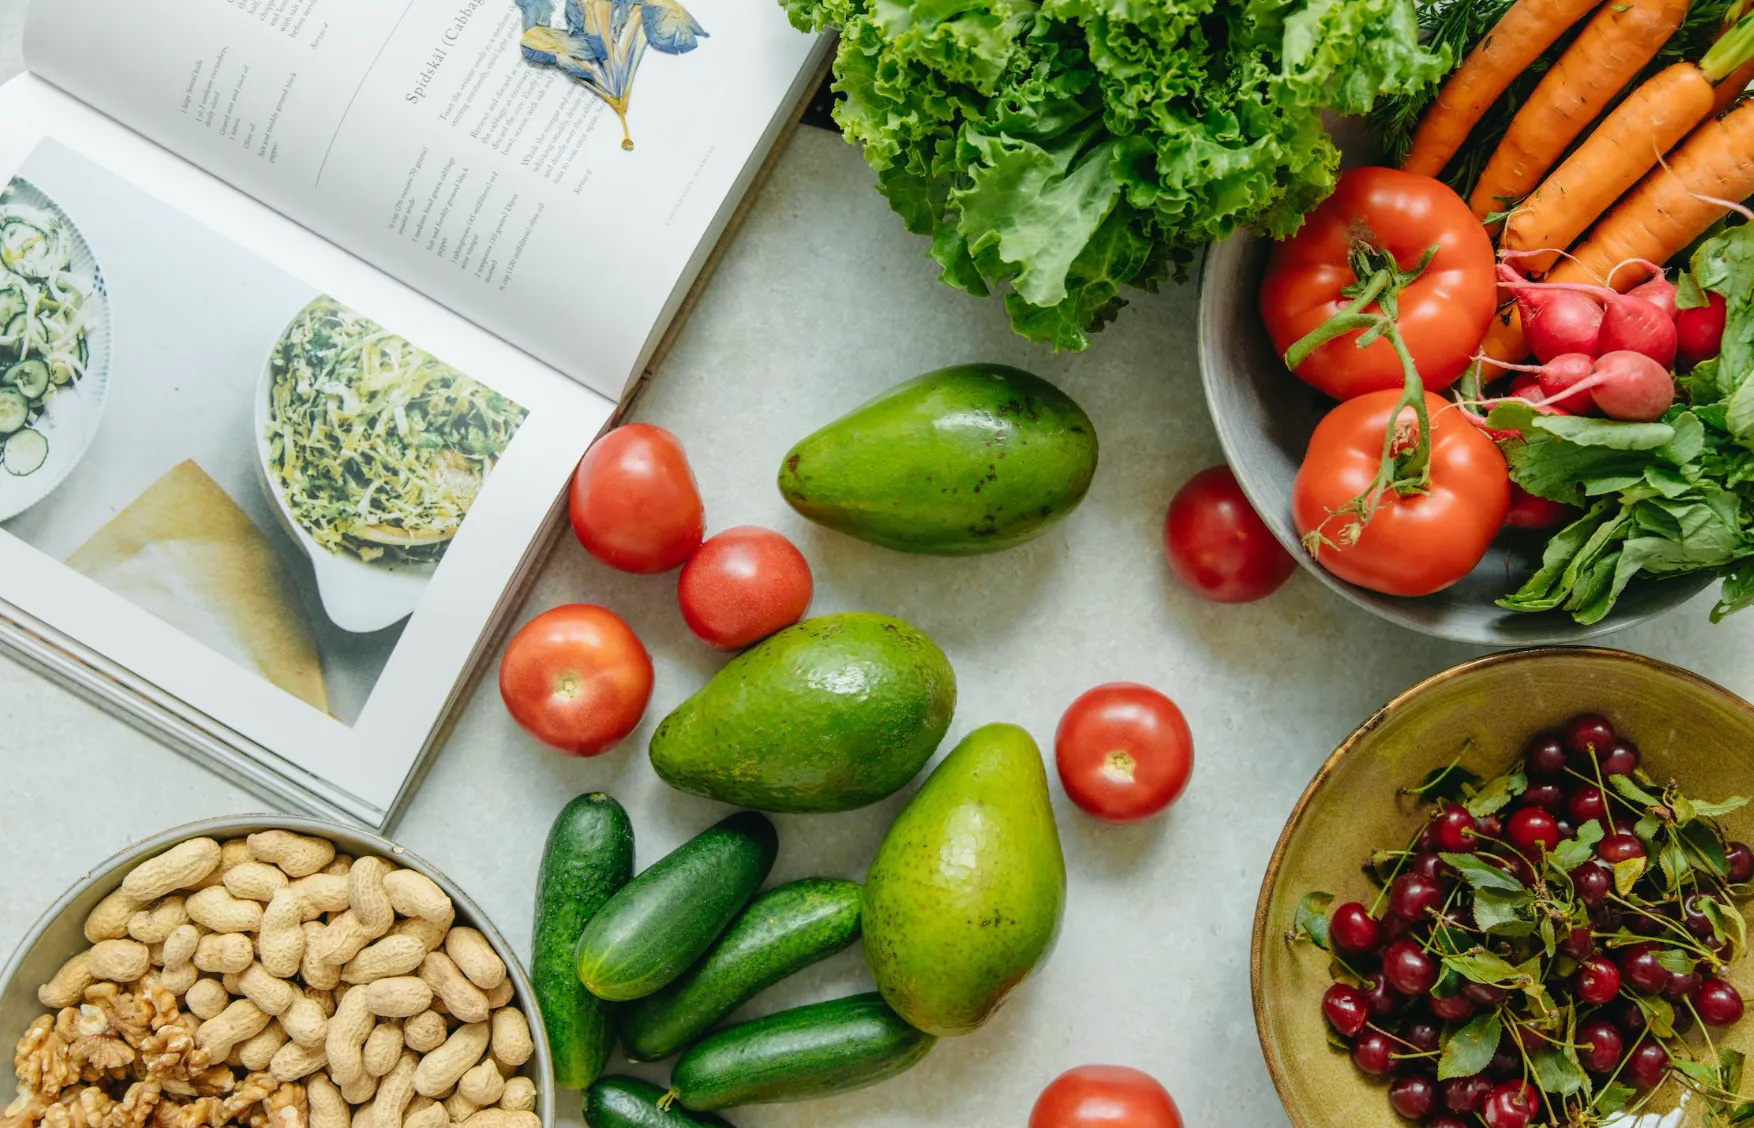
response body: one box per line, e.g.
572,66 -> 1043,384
0,183 -> 97,479
263,296 -> 528,566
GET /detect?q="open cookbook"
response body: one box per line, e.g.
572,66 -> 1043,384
0,0 -> 825,827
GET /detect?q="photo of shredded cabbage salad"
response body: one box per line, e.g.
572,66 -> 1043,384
264,297 -> 528,565
0,184 -> 96,479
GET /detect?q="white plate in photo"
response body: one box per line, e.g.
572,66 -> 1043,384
0,178 -> 111,523
252,303 -> 437,635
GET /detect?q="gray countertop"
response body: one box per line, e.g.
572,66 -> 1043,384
5,5 -> 1754,1125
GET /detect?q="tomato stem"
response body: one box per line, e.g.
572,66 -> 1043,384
1292,242 -> 1440,558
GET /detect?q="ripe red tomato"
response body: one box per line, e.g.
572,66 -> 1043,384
498,605 -> 653,756
1164,466 -> 1295,603
1055,684 -> 1193,823
678,526 -> 814,649
570,424 -> 704,573
1293,391 -> 1509,597
1261,167 -> 1497,399
1029,1065 -> 1183,1128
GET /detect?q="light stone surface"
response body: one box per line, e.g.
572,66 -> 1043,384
4,5 -> 1754,1124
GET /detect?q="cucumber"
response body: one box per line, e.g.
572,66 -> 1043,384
670,993 -> 935,1111
621,878 -> 862,1062
575,811 -> 777,1003
4,429 -> 47,476
532,793 -> 634,1089
0,389 -> 28,435
583,1076 -> 734,1128
6,358 -> 50,399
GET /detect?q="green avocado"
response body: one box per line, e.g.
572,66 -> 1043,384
648,613 -> 956,813
778,364 -> 1098,555
862,722 -> 1066,1037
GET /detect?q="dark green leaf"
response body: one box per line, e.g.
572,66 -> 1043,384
1656,948 -> 1697,976
1690,795 -> 1751,820
1704,896 -> 1748,953
1442,853 -> 1526,892
1530,1044 -> 1588,1096
1659,838 -> 1692,891
1612,775 -> 1663,808
1682,819 -> 1731,879
1465,768 -> 1527,817
1634,995 -> 1678,1038
1438,1011 -> 1503,1081
1292,892 -> 1334,950
1444,948 -> 1538,988
1473,886 -> 1535,935
1550,820 -> 1605,871
1410,762 -> 1482,804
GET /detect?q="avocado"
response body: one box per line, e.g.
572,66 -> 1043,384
778,364 -> 1098,555
648,613 -> 956,813
861,722 -> 1066,1037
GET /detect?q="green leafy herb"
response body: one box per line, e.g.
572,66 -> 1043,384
783,0 -> 1447,351
1439,1011 -> 1503,1080
1292,891 -> 1334,950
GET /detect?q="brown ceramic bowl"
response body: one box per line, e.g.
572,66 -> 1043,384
1252,647 -> 1754,1127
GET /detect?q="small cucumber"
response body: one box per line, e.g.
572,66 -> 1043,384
575,811 -> 777,1002
583,1076 -> 734,1128
621,878 -> 862,1062
670,992 -> 935,1111
532,793 -> 634,1089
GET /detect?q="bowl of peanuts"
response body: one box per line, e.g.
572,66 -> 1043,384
0,816 -> 551,1128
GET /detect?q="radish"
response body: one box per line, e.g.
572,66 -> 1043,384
1499,268 -> 1675,369
1504,486 -> 1573,531
1677,290 -> 1727,368
1573,351 -> 1676,422
1486,353 -> 1593,414
1509,283 -> 1603,363
1628,277 -> 1679,321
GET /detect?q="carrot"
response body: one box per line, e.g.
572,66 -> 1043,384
1484,99 -> 1754,361
1467,0 -> 1691,223
1499,64 -> 1714,275
1403,0 -> 1607,179
1713,54 -> 1754,112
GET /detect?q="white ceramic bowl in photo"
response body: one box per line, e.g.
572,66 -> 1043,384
0,814 -> 554,1127
1196,232 -> 1709,645
253,302 -> 437,634
0,177 -> 112,523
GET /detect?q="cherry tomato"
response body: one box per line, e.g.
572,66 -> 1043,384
1029,1065 -> 1183,1128
1164,466 -> 1296,603
1293,391 -> 1509,597
1055,684 -> 1193,823
1261,167 -> 1497,399
499,605 -> 653,756
570,424 -> 704,573
678,526 -> 814,649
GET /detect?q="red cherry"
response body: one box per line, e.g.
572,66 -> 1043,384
1520,782 -> 1565,811
1565,713 -> 1617,760
1353,1029 -> 1396,1076
1383,939 -> 1438,996
1696,977 -> 1746,1026
1330,901 -> 1383,954
1432,804 -> 1478,853
1568,786 -> 1608,827
1390,874 -> 1444,922
1600,738 -> 1640,777
1560,926 -> 1593,960
1576,1019 -> 1624,1073
1362,976 -> 1401,1018
1508,808 -> 1561,856
1577,956 -> 1621,1005
1429,993 -> 1475,1022
1599,833 -> 1647,864
1482,1080 -> 1538,1128
1524,733 -> 1568,777
1627,1042 -> 1671,1088
1323,983 -> 1370,1037
1619,944 -> 1672,996
1443,1074 -> 1492,1114
1389,1075 -> 1437,1120
1572,862 -> 1611,905
1728,841 -> 1754,884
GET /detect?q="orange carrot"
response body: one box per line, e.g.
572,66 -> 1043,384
1713,54 -> 1754,112
1484,100 -> 1754,360
1499,64 -> 1715,275
1468,0 -> 1691,223
1403,0 -> 1607,179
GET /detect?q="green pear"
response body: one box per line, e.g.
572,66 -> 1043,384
861,722 -> 1066,1037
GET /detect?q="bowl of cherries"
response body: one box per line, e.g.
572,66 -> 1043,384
1253,647 -> 1754,1128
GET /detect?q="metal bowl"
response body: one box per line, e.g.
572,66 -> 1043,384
1197,233 -> 1709,644
1251,647 -> 1754,1128
0,814 -> 553,1126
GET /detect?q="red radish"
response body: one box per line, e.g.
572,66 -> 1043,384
1629,277 -> 1679,321
1578,351 -> 1677,421
1677,290 -> 1727,367
1510,283 -> 1603,363
1510,374 -> 1575,416
1485,353 -> 1593,413
1505,487 -> 1574,530
1499,267 -> 1675,368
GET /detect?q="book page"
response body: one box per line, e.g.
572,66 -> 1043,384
0,76 -> 613,821
23,0 -> 822,401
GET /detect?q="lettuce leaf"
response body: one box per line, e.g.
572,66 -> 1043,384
787,0 -> 1445,349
